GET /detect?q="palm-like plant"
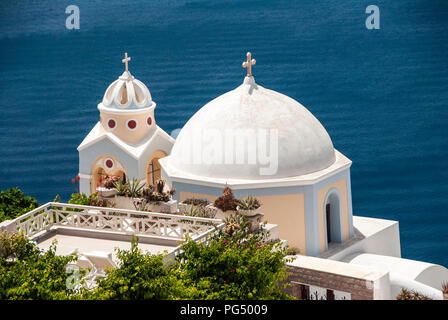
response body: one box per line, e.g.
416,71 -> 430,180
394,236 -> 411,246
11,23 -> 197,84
113,179 -> 128,196
182,205 -> 216,219
238,195 -> 261,211
182,205 -> 201,217
127,178 -> 145,198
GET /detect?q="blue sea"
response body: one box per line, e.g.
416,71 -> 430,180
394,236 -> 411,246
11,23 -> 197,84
0,0 -> 447,266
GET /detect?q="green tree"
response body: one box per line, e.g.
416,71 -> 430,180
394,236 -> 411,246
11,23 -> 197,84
0,231 -> 79,300
176,215 -> 294,300
0,188 -> 38,222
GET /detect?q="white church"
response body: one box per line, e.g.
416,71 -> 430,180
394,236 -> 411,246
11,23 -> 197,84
73,52 -> 447,299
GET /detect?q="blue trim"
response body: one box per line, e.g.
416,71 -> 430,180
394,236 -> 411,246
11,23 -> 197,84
304,185 -> 321,256
170,167 -> 353,256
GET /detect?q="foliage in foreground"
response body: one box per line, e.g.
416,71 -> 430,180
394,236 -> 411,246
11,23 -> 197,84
0,231 -> 78,299
0,215 -> 293,300
85,238 -> 185,300
0,188 -> 39,223
176,216 -> 293,299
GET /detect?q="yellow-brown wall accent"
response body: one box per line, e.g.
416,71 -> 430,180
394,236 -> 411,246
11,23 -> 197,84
179,191 -> 307,255
100,110 -> 155,144
317,178 -> 349,253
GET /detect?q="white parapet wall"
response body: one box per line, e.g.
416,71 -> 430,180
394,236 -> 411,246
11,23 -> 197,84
322,216 -> 401,261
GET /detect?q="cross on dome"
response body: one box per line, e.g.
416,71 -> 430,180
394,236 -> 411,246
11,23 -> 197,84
122,52 -> 131,72
242,52 -> 256,77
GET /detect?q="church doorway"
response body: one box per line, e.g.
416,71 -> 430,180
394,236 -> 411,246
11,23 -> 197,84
324,190 -> 343,244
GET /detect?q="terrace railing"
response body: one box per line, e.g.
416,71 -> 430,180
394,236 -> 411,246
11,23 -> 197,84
8,202 -> 223,241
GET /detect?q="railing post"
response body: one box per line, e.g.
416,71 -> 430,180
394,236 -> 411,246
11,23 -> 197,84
179,219 -> 184,240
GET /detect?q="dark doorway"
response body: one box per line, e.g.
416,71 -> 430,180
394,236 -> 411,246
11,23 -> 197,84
326,203 -> 331,243
300,284 -> 310,300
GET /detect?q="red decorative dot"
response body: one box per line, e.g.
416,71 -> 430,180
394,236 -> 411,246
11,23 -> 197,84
105,159 -> 113,168
128,120 -> 137,129
108,119 -> 116,129
147,117 -> 152,126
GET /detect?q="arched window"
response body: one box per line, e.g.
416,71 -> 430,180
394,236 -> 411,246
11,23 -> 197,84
146,150 -> 167,186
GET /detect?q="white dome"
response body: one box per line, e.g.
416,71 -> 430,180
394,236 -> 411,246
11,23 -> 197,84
167,76 -> 336,180
102,71 -> 153,109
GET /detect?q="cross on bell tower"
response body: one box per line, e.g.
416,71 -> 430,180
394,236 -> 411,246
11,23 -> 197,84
122,52 -> 131,72
242,52 -> 256,77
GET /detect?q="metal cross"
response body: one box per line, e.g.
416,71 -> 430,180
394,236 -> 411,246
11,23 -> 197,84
242,52 -> 256,77
122,52 -> 131,72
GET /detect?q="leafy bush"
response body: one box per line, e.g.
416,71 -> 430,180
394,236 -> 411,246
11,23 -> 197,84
0,231 -> 80,300
0,188 -> 39,222
176,215 -> 293,299
68,192 -> 113,207
87,238 -> 185,300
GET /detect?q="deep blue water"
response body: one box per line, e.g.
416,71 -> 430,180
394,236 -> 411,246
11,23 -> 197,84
0,1 -> 447,266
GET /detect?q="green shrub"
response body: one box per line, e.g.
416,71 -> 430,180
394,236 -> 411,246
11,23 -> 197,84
87,238 -> 185,300
176,215 -> 293,299
0,188 -> 39,222
68,192 -> 112,207
0,231 -> 80,300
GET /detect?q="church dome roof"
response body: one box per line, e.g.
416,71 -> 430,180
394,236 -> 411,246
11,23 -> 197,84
166,74 -> 336,180
101,70 -> 153,110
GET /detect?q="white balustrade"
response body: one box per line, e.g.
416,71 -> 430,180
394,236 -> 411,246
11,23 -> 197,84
12,202 -> 223,240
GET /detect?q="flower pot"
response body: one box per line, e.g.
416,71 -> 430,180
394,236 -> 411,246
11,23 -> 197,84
246,213 -> 264,233
146,199 -> 178,214
114,195 -> 135,210
237,208 -> 260,217
96,187 -> 118,198
207,205 -> 236,219
178,202 -> 192,213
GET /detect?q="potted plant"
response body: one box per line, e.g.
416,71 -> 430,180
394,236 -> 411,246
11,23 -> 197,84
178,198 -> 210,213
236,195 -> 264,231
237,195 -> 261,216
113,178 -> 145,210
181,204 -> 216,219
212,187 -> 239,219
96,175 -> 120,197
136,180 -> 178,213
